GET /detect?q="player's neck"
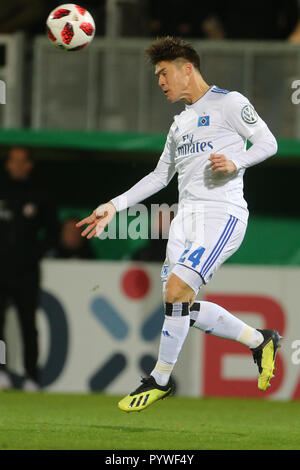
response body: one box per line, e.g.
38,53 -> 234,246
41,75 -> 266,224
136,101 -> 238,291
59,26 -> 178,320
182,76 -> 210,105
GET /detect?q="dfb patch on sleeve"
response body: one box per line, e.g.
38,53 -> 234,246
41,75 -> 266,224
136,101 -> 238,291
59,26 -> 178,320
241,104 -> 258,124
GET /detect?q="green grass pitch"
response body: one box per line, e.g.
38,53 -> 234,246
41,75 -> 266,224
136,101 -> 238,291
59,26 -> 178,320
0,391 -> 300,450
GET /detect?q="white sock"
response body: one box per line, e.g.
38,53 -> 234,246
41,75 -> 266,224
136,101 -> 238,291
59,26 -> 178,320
190,301 -> 264,349
151,313 -> 190,386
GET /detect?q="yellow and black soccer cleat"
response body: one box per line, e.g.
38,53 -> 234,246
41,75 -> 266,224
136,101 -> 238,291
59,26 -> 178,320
251,329 -> 282,391
118,376 -> 174,413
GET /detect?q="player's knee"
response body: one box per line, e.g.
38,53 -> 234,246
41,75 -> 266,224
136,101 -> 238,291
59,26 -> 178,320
164,286 -> 182,303
164,274 -> 193,303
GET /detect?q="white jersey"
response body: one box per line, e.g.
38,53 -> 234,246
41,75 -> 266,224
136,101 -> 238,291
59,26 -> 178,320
111,85 -> 277,223
160,85 -> 274,222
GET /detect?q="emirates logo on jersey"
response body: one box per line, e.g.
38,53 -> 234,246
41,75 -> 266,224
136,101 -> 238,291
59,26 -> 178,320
177,140 -> 213,156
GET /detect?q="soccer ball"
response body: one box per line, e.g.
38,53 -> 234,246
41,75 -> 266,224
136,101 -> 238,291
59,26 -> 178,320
46,3 -> 95,51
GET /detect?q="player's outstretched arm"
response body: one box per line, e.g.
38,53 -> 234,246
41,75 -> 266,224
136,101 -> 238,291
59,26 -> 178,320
76,129 -> 176,239
76,159 -> 175,239
76,201 -> 116,239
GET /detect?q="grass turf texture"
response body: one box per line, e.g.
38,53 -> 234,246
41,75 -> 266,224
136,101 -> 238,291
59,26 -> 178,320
0,392 -> 300,450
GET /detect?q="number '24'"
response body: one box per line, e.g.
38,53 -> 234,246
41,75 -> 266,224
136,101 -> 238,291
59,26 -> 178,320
179,246 -> 205,268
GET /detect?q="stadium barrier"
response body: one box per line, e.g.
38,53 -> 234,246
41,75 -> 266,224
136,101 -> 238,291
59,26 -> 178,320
0,128 -> 300,158
1,34 -> 300,138
5,260 -> 300,400
31,37 -> 300,139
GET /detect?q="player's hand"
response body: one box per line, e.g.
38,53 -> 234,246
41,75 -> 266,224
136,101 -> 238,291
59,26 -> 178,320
76,201 -> 117,239
209,154 -> 237,174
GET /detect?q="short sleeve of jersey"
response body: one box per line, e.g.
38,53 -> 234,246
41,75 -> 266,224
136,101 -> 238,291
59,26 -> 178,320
222,91 -> 267,141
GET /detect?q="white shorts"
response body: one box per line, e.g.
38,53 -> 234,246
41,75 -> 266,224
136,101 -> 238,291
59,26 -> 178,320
161,204 -> 247,295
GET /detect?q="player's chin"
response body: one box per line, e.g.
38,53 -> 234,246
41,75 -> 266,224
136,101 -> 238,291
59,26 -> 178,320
166,94 -> 179,103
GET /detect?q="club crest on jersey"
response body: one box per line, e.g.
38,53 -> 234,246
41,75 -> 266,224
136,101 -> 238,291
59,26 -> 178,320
241,105 -> 258,124
198,115 -> 210,127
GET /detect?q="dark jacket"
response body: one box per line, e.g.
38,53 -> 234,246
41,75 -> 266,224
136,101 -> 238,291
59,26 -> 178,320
0,173 -> 58,277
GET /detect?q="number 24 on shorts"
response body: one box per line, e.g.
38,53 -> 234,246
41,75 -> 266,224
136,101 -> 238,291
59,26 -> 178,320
178,244 -> 205,269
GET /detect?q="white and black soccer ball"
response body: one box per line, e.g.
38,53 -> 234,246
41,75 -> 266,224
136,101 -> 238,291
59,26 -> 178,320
46,3 -> 95,51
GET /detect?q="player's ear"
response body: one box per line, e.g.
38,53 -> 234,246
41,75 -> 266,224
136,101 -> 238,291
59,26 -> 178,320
185,62 -> 193,76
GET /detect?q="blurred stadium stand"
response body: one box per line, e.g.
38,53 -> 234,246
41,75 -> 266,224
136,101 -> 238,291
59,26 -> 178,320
31,37 -> 300,137
0,35 -> 300,135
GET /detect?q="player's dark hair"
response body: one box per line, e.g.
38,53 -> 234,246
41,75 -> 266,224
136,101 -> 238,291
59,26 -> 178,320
146,36 -> 200,72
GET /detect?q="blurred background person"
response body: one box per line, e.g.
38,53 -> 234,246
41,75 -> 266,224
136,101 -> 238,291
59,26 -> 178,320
200,0 -> 300,41
0,146 -> 59,391
55,216 -> 94,259
0,1 -> 46,34
145,0 -> 300,42
145,0 -> 212,39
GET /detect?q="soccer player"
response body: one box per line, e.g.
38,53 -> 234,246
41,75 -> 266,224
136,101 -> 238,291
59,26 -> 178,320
77,37 -> 281,412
